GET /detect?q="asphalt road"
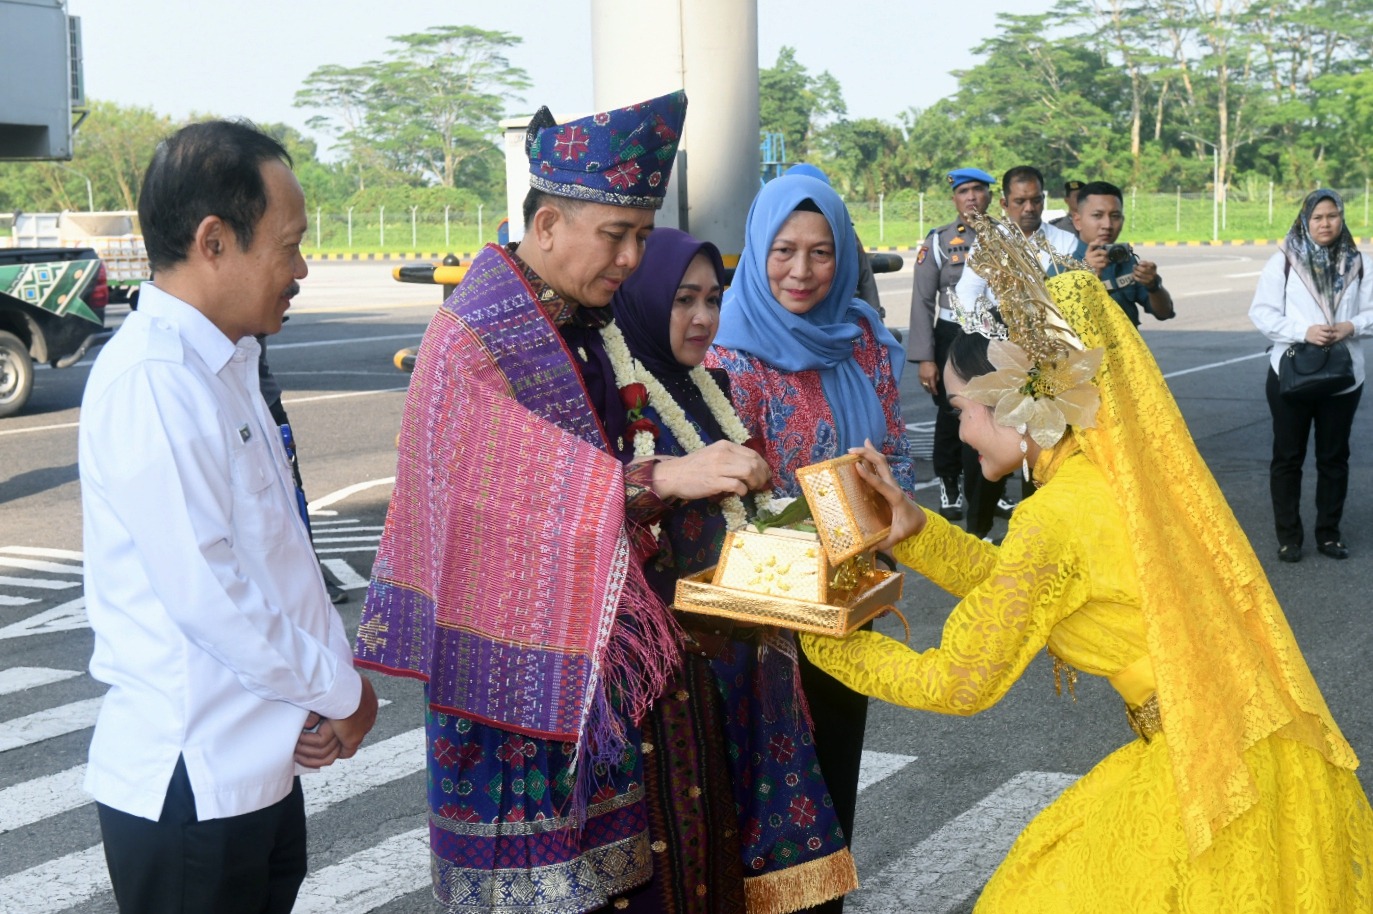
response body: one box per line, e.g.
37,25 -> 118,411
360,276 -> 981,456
2,246 -> 1370,913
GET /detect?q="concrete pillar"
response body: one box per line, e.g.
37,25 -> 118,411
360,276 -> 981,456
590,0 -> 759,259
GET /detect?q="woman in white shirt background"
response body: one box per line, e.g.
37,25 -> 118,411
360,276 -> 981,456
1250,189 -> 1373,563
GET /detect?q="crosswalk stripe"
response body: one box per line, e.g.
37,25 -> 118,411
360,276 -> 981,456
0,666 -> 81,696
0,597 -> 88,640
0,844 -> 109,914
312,535 -> 382,545
0,696 -> 103,752
0,574 -> 81,590
309,519 -> 360,526
0,556 -> 83,575
315,547 -> 382,555
0,764 -> 85,834
303,728 -> 424,815
314,525 -> 383,533
856,750 -> 918,792
319,559 -> 370,591
845,770 -> 1077,913
0,546 -> 84,561
0,728 -> 421,837
0,721 -> 419,910
0,595 -> 37,607
293,827 -> 430,913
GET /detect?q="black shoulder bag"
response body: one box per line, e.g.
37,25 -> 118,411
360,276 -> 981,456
1276,259 -> 1355,400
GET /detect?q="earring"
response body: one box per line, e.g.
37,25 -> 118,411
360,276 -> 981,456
1016,423 -> 1030,482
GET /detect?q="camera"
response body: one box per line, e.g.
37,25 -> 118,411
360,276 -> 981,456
1102,243 -> 1133,265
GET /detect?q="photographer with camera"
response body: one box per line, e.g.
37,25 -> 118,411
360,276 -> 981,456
1070,181 -> 1174,326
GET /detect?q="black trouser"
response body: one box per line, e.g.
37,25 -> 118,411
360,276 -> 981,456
97,757 -> 308,914
796,623 -> 871,914
930,319 -> 964,481
1265,369 -> 1362,547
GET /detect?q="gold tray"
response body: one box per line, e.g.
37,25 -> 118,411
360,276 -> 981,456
674,565 -> 903,637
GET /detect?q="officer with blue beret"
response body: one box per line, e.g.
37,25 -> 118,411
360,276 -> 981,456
908,167 -> 994,521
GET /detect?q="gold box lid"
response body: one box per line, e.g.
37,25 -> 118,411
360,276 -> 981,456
795,454 -> 892,564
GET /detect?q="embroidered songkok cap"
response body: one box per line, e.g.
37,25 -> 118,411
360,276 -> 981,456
525,90 -> 688,209
947,167 -> 995,190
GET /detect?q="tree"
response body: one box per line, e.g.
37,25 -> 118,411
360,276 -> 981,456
759,47 -> 846,161
295,26 -> 529,199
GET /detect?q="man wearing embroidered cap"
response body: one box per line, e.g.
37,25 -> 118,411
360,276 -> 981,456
909,167 -> 993,526
355,91 -> 770,913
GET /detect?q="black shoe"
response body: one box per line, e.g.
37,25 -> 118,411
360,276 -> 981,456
325,579 -> 348,604
1317,541 -> 1349,560
1277,544 -> 1302,563
993,497 -> 1015,520
938,477 -> 964,521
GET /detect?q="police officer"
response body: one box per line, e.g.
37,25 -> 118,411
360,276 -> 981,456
1049,179 -> 1084,232
908,167 -> 994,521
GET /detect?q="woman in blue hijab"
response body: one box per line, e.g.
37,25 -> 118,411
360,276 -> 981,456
706,172 -> 914,913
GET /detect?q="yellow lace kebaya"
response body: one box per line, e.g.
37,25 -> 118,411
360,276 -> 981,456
801,270 -> 1373,912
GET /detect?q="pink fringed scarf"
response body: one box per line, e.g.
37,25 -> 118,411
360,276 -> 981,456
356,245 -> 681,808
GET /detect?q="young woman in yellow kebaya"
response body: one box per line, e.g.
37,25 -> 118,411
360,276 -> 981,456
800,225 -> 1373,912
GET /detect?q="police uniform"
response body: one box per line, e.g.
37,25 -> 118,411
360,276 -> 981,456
1049,179 -> 1083,233
908,167 -> 996,521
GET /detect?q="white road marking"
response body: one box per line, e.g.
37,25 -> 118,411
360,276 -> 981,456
310,518 -> 361,526
0,574 -> 81,590
0,595 -> 37,607
284,388 -> 408,406
308,478 -> 396,513
315,547 -> 384,555
0,765 -> 86,834
1163,351 -> 1267,379
857,750 -> 918,793
320,559 -> 370,591
0,713 -> 413,911
0,421 -> 79,438
292,828 -> 431,913
0,845 -> 109,914
0,556 -> 83,575
1173,287 -> 1234,298
0,696 -> 103,752
1225,270 -> 1264,278
271,333 -> 421,352
0,546 -> 84,561
312,535 -> 382,545
0,598 -> 88,640
0,667 -> 81,696
303,728 -> 424,815
847,770 -> 1078,913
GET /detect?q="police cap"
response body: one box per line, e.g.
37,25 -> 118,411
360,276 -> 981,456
947,168 -> 995,191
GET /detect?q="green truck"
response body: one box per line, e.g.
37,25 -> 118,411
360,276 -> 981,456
0,246 -> 109,417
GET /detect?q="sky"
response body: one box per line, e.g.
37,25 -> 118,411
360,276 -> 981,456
68,0 -> 1056,152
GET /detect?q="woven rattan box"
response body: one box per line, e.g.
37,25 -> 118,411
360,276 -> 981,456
673,454 -> 904,637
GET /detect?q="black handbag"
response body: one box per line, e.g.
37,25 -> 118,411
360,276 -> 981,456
1278,340 -> 1354,400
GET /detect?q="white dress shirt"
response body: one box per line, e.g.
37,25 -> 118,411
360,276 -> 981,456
953,220 -> 1081,309
79,283 -> 362,821
1249,250 -> 1373,393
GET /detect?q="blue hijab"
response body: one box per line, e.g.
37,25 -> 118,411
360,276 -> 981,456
714,173 -> 905,451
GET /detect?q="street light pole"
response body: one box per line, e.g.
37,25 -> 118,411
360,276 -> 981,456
54,164 -> 94,211
1181,133 -> 1219,242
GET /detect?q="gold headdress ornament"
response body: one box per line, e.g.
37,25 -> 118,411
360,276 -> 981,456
949,214 -> 1103,453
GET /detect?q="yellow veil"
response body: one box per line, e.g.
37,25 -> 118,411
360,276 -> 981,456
1047,269 -> 1356,857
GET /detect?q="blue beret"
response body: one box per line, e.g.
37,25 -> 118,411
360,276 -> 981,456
526,90 -> 687,209
947,168 -> 995,190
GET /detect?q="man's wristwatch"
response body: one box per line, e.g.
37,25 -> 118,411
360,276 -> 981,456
1146,276 -> 1162,292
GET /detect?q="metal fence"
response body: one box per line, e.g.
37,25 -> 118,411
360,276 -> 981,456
301,186 -> 1373,255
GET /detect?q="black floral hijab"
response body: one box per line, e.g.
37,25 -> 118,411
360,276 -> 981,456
1283,188 -> 1361,316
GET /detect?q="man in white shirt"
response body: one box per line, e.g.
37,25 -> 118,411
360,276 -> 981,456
953,165 -> 1080,309
79,120 -> 378,914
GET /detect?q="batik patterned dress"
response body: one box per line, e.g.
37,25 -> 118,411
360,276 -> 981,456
705,317 -> 915,497
627,401 -> 857,914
